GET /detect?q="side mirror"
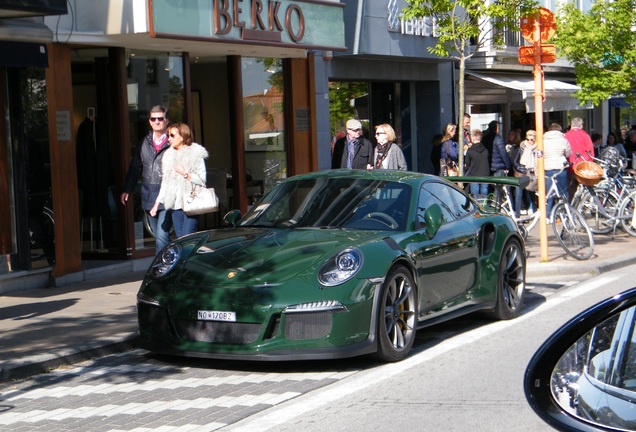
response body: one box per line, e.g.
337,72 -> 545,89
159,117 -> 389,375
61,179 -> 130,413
525,287 -> 636,431
424,203 -> 443,238
223,209 -> 242,227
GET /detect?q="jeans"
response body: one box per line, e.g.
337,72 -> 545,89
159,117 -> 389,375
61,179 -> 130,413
492,169 -> 507,202
545,169 -> 568,216
171,209 -> 199,239
470,183 -> 489,199
514,186 -> 523,217
148,208 -> 172,255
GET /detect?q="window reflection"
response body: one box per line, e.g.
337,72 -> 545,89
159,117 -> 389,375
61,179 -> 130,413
552,306 -> 636,429
126,51 -> 185,251
242,58 -> 287,200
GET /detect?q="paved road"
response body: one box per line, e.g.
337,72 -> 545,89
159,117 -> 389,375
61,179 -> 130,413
1,268 -> 623,431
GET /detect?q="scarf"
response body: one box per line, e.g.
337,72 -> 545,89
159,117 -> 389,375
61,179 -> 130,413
375,143 -> 390,169
519,142 -> 537,169
347,138 -> 358,169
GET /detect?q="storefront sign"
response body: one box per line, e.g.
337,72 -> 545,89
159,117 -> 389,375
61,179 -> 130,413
55,111 -> 71,141
151,0 -> 345,50
398,17 -> 437,37
295,108 -> 309,131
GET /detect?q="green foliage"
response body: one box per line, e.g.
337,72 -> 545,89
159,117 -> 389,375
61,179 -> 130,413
402,0 -> 538,173
168,75 -> 185,123
329,82 -> 369,136
555,0 -> 636,108
402,0 -> 537,60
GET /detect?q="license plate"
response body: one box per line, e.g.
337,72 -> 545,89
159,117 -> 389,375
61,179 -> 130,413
198,310 -> 236,322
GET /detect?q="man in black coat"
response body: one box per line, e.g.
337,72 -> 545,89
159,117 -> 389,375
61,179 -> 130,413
332,119 -> 374,169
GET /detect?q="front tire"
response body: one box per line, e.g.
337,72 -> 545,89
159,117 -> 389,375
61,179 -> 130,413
552,203 -> 594,260
374,265 -> 417,362
492,238 -> 526,320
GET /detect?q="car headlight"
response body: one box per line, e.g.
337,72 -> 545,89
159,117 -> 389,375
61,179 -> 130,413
149,243 -> 182,279
317,248 -> 363,286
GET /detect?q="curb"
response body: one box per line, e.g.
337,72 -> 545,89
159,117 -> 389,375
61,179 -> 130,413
0,334 -> 139,384
526,253 -> 636,278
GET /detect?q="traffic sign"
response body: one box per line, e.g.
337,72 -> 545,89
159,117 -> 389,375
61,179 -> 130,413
521,7 -> 556,43
518,44 -> 557,65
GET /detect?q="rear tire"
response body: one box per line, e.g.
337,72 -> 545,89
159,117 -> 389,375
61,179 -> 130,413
373,265 -> 417,362
619,193 -> 636,237
575,187 -> 619,234
492,238 -> 525,320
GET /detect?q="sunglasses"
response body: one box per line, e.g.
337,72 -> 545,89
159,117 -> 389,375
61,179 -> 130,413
150,117 -> 165,122
169,133 -> 178,138
375,131 -> 386,136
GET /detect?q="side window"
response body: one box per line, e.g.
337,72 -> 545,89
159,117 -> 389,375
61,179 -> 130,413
586,312 -> 621,385
417,182 -> 461,225
616,312 -> 636,390
447,186 -> 475,217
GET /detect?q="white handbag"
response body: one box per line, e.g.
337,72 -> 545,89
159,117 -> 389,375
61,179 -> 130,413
182,184 -> 219,216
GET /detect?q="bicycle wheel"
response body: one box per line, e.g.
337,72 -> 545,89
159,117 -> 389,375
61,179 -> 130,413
575,187 -> 619,234
619,192 -> 636,237
552,203 -> 594,260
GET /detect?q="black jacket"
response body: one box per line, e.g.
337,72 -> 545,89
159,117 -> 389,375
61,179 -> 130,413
464,142 -> 490,177
123,133 -> 170,210
332,136 -> 374,169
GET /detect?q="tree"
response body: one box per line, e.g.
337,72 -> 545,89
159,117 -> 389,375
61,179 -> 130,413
555,0 -> 636,108
402,0 -> 537,174
329,82 -> 369,136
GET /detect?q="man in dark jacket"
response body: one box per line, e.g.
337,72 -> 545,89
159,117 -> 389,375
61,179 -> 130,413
121,105 -> 172,254
332,119 -> 374,169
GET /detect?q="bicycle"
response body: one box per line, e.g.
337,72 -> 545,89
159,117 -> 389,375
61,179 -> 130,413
570,156 -> 636,237
483,166 -> 594,260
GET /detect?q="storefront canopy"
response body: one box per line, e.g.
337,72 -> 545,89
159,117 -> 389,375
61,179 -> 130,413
464,71 -> 594,113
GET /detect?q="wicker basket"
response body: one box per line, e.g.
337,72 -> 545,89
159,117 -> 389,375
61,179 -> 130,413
574,161 -> 603,186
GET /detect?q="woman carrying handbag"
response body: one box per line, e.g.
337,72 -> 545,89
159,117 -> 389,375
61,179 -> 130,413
440,123 -> 459,176
150,123 -> 209,239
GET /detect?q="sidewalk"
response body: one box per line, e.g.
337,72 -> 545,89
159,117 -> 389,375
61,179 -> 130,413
2,230 -> 635,383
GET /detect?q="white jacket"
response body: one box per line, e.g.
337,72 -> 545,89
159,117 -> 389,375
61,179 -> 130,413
543,130 -> 572,171
156,143 -> 208,210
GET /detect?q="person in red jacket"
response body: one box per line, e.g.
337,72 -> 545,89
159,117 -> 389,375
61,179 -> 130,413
565,117 -> 594,201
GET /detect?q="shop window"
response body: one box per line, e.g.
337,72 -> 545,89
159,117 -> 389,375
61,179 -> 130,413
242,58 -> 287,199
126,51 -> 185,251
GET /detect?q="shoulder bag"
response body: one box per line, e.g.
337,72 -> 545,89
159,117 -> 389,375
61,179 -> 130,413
183,183 -> 219,216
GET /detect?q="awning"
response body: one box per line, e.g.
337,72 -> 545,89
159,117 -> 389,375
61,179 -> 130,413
464,71 -> 594,113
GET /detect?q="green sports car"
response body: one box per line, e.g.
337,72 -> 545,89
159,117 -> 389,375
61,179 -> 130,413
137,169 -> 526,362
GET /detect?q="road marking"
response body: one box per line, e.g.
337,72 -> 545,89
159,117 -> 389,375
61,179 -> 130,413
222,275 -> 620,432
1,366 -> 357,401
0,393 -> 299,426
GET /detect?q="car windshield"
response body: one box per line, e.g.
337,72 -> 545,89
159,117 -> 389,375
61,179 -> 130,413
240,177 -> 411,231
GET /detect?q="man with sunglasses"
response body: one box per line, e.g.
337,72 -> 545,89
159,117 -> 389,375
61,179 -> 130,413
331,119 -> 374,170
121,105 -> 172,254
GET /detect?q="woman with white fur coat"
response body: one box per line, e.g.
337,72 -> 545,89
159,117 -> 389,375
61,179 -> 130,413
150,123 -> 208,240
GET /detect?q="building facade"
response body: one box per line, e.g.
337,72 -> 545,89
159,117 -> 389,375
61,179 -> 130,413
1,0 -> 628,288
0,0 -> 345,285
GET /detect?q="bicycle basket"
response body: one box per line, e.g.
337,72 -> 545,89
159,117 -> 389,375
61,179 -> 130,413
574,161 -> 603,186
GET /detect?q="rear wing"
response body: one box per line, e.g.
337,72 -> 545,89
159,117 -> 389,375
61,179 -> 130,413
447,175 -> 530,189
